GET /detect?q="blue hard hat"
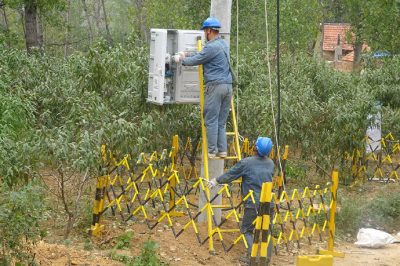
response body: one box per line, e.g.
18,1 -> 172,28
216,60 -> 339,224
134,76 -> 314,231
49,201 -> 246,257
201,17 -> 221,30
255,137 -> 273,157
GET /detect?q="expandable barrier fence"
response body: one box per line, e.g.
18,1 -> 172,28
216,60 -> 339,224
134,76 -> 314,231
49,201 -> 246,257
348,132 -> 400,183
90,136 -> 342,261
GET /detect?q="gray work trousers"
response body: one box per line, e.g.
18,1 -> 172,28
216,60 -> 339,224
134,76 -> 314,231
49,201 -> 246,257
204,83 -> 232,154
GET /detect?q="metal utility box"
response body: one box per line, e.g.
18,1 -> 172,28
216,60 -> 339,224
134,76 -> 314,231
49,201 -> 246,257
147,29 -> 204,105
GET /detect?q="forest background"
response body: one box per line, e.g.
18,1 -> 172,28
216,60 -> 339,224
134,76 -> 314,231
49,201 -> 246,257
0,0 -> 400,264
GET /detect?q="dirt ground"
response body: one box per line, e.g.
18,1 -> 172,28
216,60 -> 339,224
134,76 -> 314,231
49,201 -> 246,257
34,222 -> 400,266
35,166 -> 400,266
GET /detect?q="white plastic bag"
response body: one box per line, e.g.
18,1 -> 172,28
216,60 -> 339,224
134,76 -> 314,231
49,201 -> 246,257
355,228 -> 396,248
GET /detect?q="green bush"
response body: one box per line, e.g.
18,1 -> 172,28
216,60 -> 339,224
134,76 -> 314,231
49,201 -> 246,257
0,182 -> 45,265
368,192 -> 400,230
237,51 -> 375,169
133,240 -> 162,266
114,231 -> 134,250
336,190 -> 400,236
362,56 -> 400,136
336,195 -> 363,236
110,240 -> 163,266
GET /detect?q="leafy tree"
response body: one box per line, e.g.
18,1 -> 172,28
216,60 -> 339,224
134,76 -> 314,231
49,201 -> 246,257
0,182 -> 45,264
331,0 -> 400,60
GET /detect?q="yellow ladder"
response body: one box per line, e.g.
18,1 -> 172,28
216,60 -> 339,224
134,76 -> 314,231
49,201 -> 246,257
197,38 -> 242,252
197,42 -> 242,165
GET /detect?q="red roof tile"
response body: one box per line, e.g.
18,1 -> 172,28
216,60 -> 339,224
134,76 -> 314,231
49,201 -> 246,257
323,23 -> 354,51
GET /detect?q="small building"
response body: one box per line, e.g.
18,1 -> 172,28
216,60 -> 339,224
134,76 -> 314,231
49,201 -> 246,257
321,23 -> 369,72
322,23 -> 355,71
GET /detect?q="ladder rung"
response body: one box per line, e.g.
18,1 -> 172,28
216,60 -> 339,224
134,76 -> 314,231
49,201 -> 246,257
226,132 -> 235,136
218,229 -> 240,233
225,156 -> 239,160
211,205 -> 232,208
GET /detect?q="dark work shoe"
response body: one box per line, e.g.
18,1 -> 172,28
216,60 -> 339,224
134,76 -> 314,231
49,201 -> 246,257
239,255 -> 250,265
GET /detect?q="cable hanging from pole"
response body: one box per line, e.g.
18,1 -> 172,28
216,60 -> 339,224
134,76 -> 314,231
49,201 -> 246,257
235,0 -> 240,132
264,0 -> 284,190
276,0 -> 281,145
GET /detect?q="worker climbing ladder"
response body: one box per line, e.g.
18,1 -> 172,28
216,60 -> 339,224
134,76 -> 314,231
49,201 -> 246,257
197,37 -> 243,253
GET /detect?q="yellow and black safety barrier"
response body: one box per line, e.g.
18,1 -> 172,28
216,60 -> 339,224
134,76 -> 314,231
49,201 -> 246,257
90,139 -> 253,254
250,182 -> 273,266
249,171 -> 344,264
90,138 -> 342,259
347,132 -> 400,183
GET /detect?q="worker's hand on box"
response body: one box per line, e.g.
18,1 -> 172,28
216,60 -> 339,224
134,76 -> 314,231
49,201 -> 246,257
207,178 -> 218,189
178,51 -> 187,58
173,54 -> 181,63
173,51 -> 186,63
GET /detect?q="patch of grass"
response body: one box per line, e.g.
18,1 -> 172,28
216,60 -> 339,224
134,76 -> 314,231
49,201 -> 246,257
84,239 -> 94,251
110,240 -> 165,266
367,192 -> 400,231
132,240 -> 162,266
336,189 -> 400,236
336,195 -> 363,236
114,231 -> 134,250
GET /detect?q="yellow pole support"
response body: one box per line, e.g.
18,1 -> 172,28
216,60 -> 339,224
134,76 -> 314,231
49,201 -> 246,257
242,138 -> 249,156
282,145 -> 289,160
169,135 -> 178,210
90,175 -> 107,236
197,38 -> 214,253
328,171 -> 337,251
230,97 -> 242,160
319,171 -> 345,258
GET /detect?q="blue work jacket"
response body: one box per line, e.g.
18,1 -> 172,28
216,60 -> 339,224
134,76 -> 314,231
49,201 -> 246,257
216,155 -> 274,207
182,37 -> 232,85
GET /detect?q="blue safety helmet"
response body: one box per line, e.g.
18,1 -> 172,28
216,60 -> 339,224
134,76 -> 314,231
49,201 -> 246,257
255,137 -> 273,157
201,17 -> 221,30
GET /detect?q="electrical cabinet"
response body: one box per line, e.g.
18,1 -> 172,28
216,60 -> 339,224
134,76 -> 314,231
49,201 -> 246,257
147,29 -> 204,105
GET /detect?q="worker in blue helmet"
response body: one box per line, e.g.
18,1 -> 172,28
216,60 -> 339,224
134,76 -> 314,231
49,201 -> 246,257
174,17 -> 233,159
208,137 -> 275,265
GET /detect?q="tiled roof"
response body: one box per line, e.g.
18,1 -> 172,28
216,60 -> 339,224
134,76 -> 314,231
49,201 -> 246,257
323,23 -> 354,51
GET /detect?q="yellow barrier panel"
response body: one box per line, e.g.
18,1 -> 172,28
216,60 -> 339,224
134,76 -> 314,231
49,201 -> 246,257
348,133 -> 400,183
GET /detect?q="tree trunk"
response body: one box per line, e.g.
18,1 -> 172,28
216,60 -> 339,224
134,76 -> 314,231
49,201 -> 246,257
81,0 -> 93,45
64,0 -> 71,58
353,41 -> 363,70
37,12 -> 44,50
1,4 -> 10,48
93,0 -> 101,35
1,5 -> 9,31
101,0 -> 113,46
24,0 -> 40,53
20,10 -> 25,36
134,0 -> 148,43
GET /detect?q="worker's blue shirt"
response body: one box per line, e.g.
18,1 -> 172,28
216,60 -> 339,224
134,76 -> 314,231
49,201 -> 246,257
182,37 -> 232,85
216,155 -> 274,207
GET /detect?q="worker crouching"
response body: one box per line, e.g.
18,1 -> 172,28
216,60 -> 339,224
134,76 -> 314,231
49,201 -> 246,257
208,137 -> 275,265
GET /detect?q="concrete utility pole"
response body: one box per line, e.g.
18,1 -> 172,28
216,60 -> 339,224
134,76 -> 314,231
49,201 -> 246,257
210,0 -> 232,45
198,0 -> 232,226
